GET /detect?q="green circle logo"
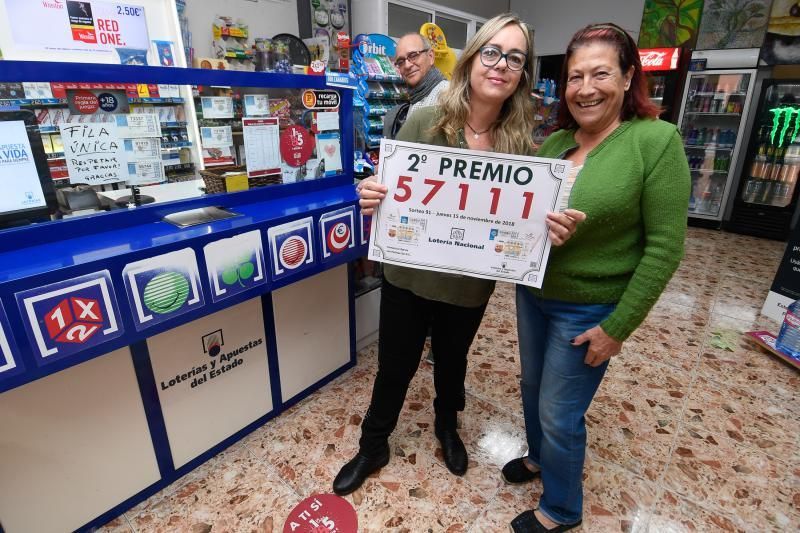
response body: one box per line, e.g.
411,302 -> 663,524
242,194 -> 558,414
143,271 -> 190,314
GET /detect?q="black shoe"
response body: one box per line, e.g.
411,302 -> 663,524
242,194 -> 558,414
502,457 -> 541,484
332,448 -> 390,495
510,510 -> 581,532
435,426 -> 467,475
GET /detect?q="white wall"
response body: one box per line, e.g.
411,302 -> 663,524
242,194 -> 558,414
511,0 -> 645,57
186,0 -> 299,58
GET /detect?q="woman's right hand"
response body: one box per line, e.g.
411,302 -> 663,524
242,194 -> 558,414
356,175 -> 388,216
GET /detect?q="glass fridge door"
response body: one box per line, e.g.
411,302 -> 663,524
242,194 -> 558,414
739,82 -> 800,209
679,70 -> 754,219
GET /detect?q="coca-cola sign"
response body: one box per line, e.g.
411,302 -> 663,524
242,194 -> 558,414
639,48 -> 680,71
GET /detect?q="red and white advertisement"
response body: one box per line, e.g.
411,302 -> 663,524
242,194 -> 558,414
5,0 -> 149,61
639,48 -> 680,71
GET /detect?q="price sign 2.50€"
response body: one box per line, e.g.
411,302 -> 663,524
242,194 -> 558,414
368,139 -> 570,289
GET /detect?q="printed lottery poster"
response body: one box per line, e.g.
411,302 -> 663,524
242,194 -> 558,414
369,139 -> 568,289
16,270 -> 124,365
5,1 -> 150,62
319,206 -> 356,261
0,301 -> 23,380
203,230 -> 268,303
122,248 -> 205,331
267,217 -> 316,282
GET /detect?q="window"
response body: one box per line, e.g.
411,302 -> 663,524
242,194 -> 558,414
386,1 -> 486,53
388,3 -> 432,38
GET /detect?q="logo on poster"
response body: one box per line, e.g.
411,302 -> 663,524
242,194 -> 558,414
158,330 -> 264,391
45,296 -> 103,343
42,0 -> 64,9
326,222 -> 351,253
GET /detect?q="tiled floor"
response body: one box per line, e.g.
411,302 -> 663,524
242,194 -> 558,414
100,228 -> 799,532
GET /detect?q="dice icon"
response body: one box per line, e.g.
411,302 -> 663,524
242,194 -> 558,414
44,296 -> 104,344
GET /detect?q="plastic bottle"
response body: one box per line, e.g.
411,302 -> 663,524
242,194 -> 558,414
776,300 -> 800,359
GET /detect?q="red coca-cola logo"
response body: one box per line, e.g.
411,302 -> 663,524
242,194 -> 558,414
640,51 -> 666,67
639,48 -> 680,71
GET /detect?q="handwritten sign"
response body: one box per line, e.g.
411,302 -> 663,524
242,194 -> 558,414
60,122 -> 124,185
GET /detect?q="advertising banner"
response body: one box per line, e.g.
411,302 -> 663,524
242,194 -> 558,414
369,140 -> 567,289
5,0 -> 149,62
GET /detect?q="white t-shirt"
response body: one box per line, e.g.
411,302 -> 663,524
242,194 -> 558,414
558,164 -> 583,212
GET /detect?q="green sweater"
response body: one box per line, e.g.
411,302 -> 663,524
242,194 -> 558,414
534,118 -> 690,341
383,106 -> 536,308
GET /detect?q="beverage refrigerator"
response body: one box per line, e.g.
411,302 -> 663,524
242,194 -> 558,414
639,47 -> 685,124
676,50 -> 758,223
725,79 -> 800,240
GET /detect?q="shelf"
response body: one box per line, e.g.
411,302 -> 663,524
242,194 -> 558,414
692,92 -> 746,97
128,97 -> 185,104
365,73 -> 403,83
684,144 -> 734,150
689,168 -> 728,174
161,141 -> 193,149
160,121 -> 188,128
224,51 -> 254,60
0,97 -> 67,106
684,111 -> 741,116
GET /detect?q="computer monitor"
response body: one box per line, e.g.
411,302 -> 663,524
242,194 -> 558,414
0,110 -> 57,228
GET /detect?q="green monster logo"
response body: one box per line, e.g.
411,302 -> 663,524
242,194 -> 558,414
769,107 -> 800,148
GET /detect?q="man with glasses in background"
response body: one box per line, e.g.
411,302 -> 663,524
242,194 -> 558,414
383,33 -> 448,139
384,32 -> 449,365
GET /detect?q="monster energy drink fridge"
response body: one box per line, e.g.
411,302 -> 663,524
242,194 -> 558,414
727,79 -> 800,240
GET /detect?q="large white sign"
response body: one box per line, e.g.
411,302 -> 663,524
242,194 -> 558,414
0,120 -> 47,215
369,140 -> 568,288
5,1 -> 149,61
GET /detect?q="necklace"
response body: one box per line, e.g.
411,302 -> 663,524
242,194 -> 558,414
465,121 -> 491,139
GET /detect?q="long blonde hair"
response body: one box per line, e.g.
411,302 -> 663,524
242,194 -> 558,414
432,13 -> 535,155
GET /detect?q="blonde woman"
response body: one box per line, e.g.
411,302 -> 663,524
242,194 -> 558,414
333,13 -> 584,496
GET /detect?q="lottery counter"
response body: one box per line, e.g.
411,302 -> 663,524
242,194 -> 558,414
0,61 -> 366,532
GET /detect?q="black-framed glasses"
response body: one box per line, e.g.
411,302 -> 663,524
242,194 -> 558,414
479,46 -> 527,71
393,49 -> 429,68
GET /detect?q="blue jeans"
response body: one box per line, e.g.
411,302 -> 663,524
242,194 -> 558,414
515,286 -> 616,525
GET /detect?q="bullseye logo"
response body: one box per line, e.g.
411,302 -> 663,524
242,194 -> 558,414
17,271 -> 123,364
268,217 -> 315,280
280,235 -> 308,269
320,207 -> 355,261
123,248 -> 205,331
327,222 -> 350,253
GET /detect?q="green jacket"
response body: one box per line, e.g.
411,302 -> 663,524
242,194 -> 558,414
534,117 -> 690,340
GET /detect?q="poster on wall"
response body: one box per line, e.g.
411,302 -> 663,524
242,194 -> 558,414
637,0 -> 702,49
4,0 -> 150,63
760,0 -> 800,65
696,0 -> 770,50
16,271 -> 124,365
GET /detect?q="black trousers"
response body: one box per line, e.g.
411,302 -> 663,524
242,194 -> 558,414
358,279 -> 488,455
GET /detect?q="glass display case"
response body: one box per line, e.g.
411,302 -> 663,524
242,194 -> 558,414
0,62 -> 349,228
677,69 -> 756,221
726,79 -> 800,240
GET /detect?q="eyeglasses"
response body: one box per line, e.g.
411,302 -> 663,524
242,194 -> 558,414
479,46 -> 527,71
393,49 -> 429,68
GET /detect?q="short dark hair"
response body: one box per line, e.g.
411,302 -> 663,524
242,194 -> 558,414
557,22 -> 660,130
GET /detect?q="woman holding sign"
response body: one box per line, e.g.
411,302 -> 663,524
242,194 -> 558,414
333,13 -> 584,496
503,24 -> 690,532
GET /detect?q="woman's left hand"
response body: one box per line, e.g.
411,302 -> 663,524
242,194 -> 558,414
572,326 -> 623,367
546,209 -> 586,246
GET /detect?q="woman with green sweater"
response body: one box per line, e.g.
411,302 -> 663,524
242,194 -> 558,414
504,24 -> 690,533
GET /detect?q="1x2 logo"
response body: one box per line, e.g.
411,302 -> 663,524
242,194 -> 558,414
16,271 -> 123,364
